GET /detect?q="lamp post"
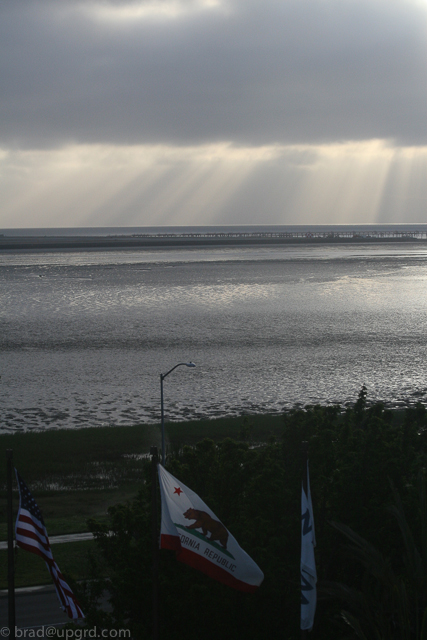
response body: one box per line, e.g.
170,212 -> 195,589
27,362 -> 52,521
160,362 -> 196,465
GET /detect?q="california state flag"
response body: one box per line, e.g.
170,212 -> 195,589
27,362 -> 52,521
158,464 -> 264,592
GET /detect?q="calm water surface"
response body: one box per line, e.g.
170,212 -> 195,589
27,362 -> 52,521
1,243 -> 427,432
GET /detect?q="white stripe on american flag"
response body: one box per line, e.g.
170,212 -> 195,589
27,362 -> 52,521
16,523 -> 50,545
48,562 -> 84,618
16,512 -> 45,535
16,510 -> 54,560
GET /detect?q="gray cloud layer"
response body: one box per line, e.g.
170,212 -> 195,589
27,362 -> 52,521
1,0 -> 427,149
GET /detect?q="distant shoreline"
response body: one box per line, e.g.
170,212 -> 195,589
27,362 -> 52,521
1,233 -> 426,252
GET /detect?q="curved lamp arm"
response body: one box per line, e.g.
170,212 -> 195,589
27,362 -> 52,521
161,362 -> 196,381
160,362 -> 196,465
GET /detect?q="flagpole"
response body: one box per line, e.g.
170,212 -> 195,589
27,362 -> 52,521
151,446 -> 159,640
6,449 -> 16,640
301,441 -> 308,640
302,441 -> 308,497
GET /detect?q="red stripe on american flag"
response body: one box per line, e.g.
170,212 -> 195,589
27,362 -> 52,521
16,531 -> 51,555
15,540 -> 51,562
46,561 -> 85,619
16,513 -> 46,537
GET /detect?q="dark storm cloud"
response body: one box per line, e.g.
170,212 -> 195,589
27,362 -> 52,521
1,0 -> 427,149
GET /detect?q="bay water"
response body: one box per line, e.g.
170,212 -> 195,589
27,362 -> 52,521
1,241 -> 427,433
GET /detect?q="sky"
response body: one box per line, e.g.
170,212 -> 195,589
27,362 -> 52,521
1,0 -> 427,228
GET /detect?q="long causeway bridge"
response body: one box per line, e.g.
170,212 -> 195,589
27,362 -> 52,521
1,228 -> 427,250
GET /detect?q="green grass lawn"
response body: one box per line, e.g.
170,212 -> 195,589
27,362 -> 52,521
0,414 -> 284,587
0,415 -> 284,497
0,485 -> 141,540
0,540 -> 105,589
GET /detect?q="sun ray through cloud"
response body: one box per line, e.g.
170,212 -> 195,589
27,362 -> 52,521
1,140 -> 427,228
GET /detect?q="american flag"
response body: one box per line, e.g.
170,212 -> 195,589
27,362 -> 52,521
15,470 -> 84,619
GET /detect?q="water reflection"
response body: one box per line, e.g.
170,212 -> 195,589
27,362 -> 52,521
1,244 -> 427,431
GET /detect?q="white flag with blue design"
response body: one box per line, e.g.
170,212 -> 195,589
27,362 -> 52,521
301,462 -> 316,631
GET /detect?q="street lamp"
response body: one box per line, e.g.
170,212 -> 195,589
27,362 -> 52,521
160,362 -> 196,465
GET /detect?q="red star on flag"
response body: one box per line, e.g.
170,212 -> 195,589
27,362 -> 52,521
174,487 -> 183,496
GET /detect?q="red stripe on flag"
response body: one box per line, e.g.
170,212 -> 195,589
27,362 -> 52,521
177,547 -> 259,593
16,526 -> 51,552
15,540 -> 51,562
160,534 -> 182,551
161,537 -> 259,593
46,562 -> 85,618
17,513 -> 46,537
